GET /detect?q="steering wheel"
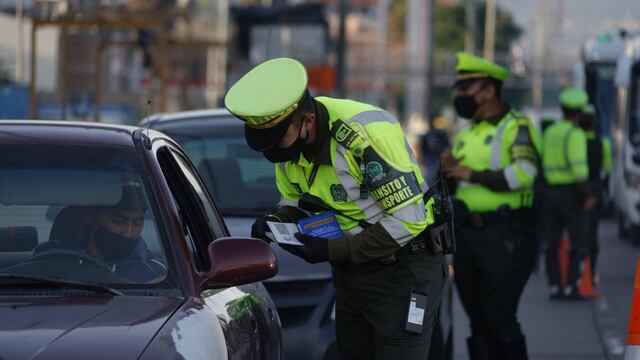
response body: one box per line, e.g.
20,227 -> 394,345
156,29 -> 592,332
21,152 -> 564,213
25,249 -> 114,273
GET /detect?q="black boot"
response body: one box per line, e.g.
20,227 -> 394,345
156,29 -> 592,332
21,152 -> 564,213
494,336 -> 528,360
466,336 -> 494,360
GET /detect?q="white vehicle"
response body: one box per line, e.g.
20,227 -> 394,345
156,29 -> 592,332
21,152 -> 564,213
575,29 -> 630,138
611,34 -> 640,241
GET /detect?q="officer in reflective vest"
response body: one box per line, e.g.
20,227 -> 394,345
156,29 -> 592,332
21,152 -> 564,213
542,87 -> 595,300
442,52 -> 541,360
224,58 -> 446,359
579,103 -> 612,284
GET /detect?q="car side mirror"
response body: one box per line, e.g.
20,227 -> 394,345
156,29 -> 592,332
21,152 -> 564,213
202,237 -> 277,289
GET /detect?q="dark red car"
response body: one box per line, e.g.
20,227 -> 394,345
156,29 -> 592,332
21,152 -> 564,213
0,121 -> 282,359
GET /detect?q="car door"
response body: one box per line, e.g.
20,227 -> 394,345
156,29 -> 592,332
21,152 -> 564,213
155,142 -> 280,359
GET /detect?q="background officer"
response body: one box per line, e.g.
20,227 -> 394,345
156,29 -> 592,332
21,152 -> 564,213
442,52 -> 541,360
224,57 -> 446,359
542,87 -> 595,300
579,103 -> 612,284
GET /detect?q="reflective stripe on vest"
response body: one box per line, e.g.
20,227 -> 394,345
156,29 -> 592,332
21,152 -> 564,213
454,111 -> 535,212
543,121 -> 588,184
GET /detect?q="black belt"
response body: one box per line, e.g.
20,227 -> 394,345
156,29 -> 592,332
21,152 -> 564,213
396,222 -> 449,256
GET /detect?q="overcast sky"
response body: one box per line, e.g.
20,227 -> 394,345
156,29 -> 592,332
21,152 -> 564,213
498,0 -> 640,67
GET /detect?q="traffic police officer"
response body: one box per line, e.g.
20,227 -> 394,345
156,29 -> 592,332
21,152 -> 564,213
579,103 -> 612,283
224,58 -> 446,359
542,87 -> 595,300
442,52 -> 541,360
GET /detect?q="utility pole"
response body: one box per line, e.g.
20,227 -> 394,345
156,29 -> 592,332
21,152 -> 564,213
532,4 -> 546,107
15,0 -> 24,83
483,0 -> 496,61
465,0 -> 476,54
405,0 -> 433,122
335,0 -> 348,97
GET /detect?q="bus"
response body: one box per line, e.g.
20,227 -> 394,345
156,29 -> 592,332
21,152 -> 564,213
611,34 -> 640,242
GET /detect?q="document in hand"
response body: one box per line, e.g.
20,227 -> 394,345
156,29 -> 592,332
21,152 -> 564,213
266,212 -> 344,246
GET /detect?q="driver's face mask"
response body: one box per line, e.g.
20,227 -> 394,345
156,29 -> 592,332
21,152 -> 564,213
93,225 -> 140,261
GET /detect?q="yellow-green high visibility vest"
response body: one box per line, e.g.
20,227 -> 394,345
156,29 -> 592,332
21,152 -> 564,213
452,110 -> 542,213
275,97 -> 434,248
602,137 -> 613,176
543,120 -> 588,185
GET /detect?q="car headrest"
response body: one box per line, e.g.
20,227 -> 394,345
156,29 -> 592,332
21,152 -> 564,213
0,226 -> 38,252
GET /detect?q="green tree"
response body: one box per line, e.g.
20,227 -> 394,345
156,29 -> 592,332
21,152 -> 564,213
388,1 -> 523,54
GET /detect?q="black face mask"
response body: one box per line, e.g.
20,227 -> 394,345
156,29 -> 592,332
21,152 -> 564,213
93,225 -> 140,262
453,95 -> 480,119
579,116 -> 594,130
263,124 -> 307,163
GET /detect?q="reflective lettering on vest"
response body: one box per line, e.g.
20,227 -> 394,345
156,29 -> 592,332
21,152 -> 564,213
363,147 -> 422,212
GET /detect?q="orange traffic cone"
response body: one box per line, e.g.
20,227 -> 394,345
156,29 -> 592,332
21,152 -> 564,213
625,256 -> 640,359
558,232 -> 570,287
579,256 -> 599,299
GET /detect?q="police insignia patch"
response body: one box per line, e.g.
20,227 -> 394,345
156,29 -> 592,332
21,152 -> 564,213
366,161 -> 384,179
332,120 -> 359,149
330,184 -> 348,202
335,124 -> 352,142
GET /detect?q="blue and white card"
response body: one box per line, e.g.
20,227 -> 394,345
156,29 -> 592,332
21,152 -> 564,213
297,212 -> 344,240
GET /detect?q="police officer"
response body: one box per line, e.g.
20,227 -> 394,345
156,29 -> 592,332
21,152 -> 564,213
224,58 -> 446,359
579,103 -> 612,283
542,87 -> 595,300
442,52 -> 541,360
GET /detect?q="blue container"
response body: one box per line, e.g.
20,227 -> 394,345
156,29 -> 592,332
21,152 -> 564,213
0,84 -> 28,119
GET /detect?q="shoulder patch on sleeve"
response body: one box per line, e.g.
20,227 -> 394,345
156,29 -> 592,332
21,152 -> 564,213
511,124 -> 537,162
332,119 -> 359,149
514,124 -> 533,146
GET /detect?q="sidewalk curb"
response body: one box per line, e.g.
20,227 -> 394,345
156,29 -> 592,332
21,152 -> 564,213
591,295 -> 626,360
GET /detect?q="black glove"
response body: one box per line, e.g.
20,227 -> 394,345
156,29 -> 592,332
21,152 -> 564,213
251,215 -> 280,243
280,233 -> 329,264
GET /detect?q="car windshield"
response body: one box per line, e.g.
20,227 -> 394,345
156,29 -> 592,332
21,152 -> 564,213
0,143 -> 169,286
159,117 -> 279,216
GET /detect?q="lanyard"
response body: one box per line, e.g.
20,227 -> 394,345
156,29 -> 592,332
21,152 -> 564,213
306,162 -> 321,189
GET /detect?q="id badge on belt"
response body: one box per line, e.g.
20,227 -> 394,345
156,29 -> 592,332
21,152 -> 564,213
404,290 -> 428,334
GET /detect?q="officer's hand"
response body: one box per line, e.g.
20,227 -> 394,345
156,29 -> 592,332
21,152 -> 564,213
446,165 -> 472,181
279,233 -> 329,264
441,150 -> 463,172
251,215 -> 279,243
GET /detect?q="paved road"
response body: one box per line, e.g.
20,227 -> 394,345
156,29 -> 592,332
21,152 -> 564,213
451,218 -> 637,360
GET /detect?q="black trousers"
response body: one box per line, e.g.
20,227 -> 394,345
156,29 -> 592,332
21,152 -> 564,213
542,186 -> 589,289
587,187 -> 604,277
332,251 -> 446,360
454,217 -> 537,339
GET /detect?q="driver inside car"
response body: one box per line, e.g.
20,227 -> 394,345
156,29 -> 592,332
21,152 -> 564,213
35,183 -> 166,283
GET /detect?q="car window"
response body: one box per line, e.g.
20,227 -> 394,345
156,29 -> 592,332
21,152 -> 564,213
163,122 -> 280,216
157,146 -> 215,272
0,144 -> 168,285
169,149 -> 227,239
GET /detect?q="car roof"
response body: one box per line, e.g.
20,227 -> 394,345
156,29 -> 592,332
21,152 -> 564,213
0,120 -> 168,147
143,109 -> 241,130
